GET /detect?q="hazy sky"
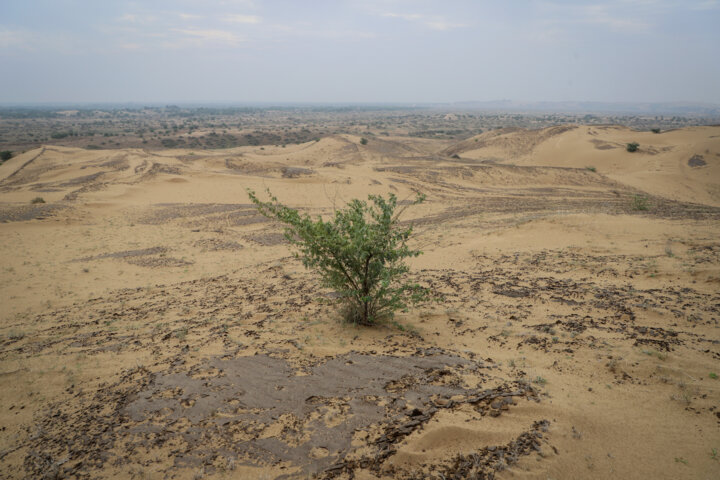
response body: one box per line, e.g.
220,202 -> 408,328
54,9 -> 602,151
1,0 -> 718,104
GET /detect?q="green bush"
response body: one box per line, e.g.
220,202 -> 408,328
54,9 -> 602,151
651,128 -> 661,134
248,189 -> 432,325
627,142 -> 639,152
360,137 -> 368,145
631,194 -> 649,211
31,197 -> 45,204
0,150 -> 12,161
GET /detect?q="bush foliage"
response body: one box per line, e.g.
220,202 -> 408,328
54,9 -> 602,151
631,194 -> 649,211
248,189 -> 432,325
626,142 -> 639,152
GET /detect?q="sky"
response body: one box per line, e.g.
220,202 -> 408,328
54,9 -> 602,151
0,0 -> 719,104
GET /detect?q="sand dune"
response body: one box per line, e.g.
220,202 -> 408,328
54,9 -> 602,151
444,125 -> 720,206
0,127 -> 719,479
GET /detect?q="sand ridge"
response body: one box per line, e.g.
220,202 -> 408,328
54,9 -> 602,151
445,124 -> 720,207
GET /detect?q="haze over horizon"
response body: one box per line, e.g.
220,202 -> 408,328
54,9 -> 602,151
1,0 -> 719,105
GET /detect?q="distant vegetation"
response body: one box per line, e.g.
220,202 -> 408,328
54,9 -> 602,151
248,189 -> 433,325
631,194 -> 649,211
651,128 -> 661,134
0,150 -> 12,161
0,105 -> 717,153
31,197 -> 45,204
360,137 -> 368,145
51,131 -> 77,139
626,142 -> 640,152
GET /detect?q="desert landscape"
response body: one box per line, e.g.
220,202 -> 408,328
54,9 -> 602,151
0,112 -> 718,479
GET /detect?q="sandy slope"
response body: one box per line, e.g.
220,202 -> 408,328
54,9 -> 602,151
0,129 -> 718,479
444,125 -> 720,207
